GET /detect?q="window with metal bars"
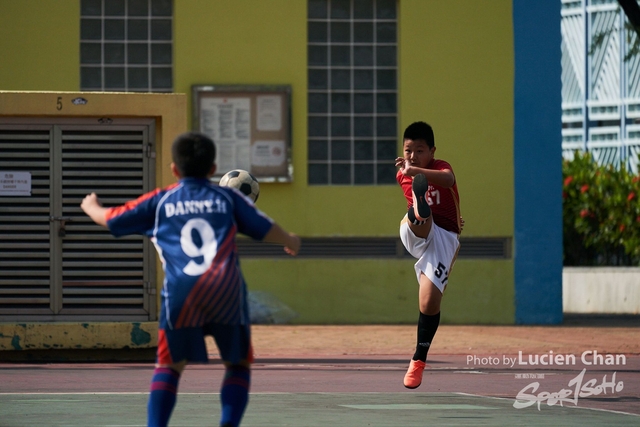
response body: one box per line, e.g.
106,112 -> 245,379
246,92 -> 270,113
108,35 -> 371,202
307,0 -> 398,185
80,0 -> 173,92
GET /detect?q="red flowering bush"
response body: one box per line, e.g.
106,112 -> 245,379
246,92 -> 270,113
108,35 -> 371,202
563,151 -> 640,265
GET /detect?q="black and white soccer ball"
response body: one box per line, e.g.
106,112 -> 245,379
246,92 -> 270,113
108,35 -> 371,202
219,169 -> 260,202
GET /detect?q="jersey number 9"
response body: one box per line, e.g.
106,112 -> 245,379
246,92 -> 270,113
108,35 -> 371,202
180,218 -> 218,276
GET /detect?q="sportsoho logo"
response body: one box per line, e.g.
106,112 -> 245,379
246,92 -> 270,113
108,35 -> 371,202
512,351 -> 626,410
466,350 -> 627,410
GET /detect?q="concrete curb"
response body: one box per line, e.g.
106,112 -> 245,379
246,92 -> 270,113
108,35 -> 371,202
0,322 -> 157,352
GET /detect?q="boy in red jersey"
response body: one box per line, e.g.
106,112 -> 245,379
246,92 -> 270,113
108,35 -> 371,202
394,121 -> 462,389
81,132 -> 300,427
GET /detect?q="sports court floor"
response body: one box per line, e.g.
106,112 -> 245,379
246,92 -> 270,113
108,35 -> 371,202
1,354 -> 638,426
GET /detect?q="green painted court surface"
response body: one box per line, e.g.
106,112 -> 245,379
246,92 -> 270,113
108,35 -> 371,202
1,392 -> 637,427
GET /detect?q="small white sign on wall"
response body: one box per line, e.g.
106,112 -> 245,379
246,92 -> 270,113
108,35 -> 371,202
0,171 -> 31,196
251,140 -> 285,167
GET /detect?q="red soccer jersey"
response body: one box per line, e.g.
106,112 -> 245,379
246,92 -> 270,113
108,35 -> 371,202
396,159 -> 462,234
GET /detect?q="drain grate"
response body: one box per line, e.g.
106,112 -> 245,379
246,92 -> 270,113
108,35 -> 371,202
236,237 -> 511,259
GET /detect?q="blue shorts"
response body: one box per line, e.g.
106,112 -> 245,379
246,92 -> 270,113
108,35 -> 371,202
157,323 -> 252,365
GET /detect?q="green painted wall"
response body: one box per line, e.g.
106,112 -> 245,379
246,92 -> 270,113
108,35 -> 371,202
242,258 -> 514,324
0,0 -> 516,324
0,0 -> 79,90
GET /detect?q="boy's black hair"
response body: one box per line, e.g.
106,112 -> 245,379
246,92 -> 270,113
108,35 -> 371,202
171,132 -> 216,178
403,121 -> 435,148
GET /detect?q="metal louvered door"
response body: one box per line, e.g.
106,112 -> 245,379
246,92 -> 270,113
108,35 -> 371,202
0,126 -> 52,318
0,118 -> 156,321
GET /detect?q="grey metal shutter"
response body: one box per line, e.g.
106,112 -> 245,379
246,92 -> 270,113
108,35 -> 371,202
0,119 -> 157,321
0,127 -> 53,315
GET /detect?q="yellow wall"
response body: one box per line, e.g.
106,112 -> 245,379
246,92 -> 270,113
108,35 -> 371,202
173,0 -> 514,236
0,0 -> 515,237
0,0 -> 79,91
233,0 -> 515,324
400,0 -> 514,237
174,0 -> 402,235
0,0 -> 516,325
395,0 -> 516,323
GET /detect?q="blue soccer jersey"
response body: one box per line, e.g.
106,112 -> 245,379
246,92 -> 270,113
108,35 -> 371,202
105,178 -> 273,330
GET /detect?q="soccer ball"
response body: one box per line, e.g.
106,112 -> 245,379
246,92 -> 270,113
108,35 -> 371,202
219,169 -> 260,202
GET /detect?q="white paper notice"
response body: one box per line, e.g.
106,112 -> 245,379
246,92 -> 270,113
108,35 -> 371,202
236,144 -> 251,171
256,95 -> 282,131
216,141 -> 237,174
251,141 -> 286,167
0,171 -> 31,196
200,97 -> 251,141
199,97 -> 251,172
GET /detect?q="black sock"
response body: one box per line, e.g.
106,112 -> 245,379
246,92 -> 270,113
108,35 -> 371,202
407,207 -> 427,225
412,311 -> 440,362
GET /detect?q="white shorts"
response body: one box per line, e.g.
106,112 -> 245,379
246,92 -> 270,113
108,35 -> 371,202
399,215 -> 460,293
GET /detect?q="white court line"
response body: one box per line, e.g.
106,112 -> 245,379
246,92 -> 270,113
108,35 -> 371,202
455,392 -> 640,418
0,391 -> 451,395
0,392 -> 150,395
0,392 -> 292,395
4,390 -> 638,418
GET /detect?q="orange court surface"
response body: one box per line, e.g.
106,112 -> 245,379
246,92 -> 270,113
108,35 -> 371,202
248,323 -> 640,357
1,322 -> 639,426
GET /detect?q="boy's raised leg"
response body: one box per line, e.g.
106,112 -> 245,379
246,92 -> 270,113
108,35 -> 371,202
411,173 -> 431,221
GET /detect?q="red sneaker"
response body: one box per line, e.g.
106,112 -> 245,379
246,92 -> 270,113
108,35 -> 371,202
403,359 -> 426,389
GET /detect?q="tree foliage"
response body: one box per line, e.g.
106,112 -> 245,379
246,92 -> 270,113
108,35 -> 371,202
563,152 -> 640,266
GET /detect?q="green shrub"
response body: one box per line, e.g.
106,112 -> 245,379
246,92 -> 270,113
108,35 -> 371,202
563,151 -> 640,266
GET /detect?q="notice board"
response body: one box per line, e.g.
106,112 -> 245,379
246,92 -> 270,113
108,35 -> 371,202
192,85 -> 292,182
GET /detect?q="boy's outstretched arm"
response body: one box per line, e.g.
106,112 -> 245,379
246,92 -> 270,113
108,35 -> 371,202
262,223 -> 301,256
81,193 -> 108,227
395,158 -> 455,188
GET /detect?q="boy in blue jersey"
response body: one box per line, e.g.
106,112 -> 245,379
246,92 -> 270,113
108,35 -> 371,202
81,131 -> 301,427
